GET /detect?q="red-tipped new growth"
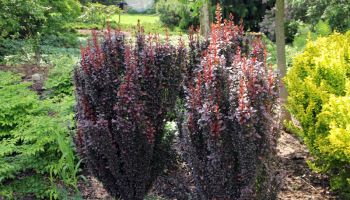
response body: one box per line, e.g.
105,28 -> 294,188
74,25 -> 184,200
183,4 -> 280,199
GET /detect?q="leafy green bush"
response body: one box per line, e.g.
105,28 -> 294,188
80,0 -> 119,5
287,0 -> 350,33
0,0 -> 46,38
156,0 -> 182,27
78,3 -> 121,27
41,32 -> 79,48
0,71 -> 78,199
316,93 -> 350,196
285,31 -> 350,197
0,0 -> 81,39
45,51 -> 79,97
0,39 -> 25,64
156,0 -> 198,29
0,0 -> 80,63
314,20 -> 332,37
218,0 -> 275,32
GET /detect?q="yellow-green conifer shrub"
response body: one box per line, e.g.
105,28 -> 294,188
316,92 -> 350,195
285,32 -> 350,197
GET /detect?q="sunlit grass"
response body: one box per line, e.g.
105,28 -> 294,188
111,13 -> 160,25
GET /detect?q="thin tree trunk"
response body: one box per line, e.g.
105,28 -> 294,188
275,0 -> 290,122
200,0 -> 211,38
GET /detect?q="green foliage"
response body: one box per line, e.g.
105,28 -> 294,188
259,7 -> 298,43
218,0 -> 275,31
282,20 -> 332,68
156,0 -> 198,29
315,20 -> 332,37
0,0 -> 47,38
78,3 -> 121,26
73,12 -> 184,35
44,50 -> 80,97
41,32 -> 79,48
0,39 -> 25,64
0,0 -> 81,39
0,35 -> 79,64
0,0 -> 80,63
80,0 -> 119,5
287,0 -> 350,33
0,71 -> 78,199
315,94 -> 350,197
292,22 -> 315,51
0,175 -> 50,199
1,37 -> 44,66
285,20 -> 299,43
285,32 -> 350,196
156,0 -> 182,27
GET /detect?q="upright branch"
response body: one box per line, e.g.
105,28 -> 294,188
183,4 -> 280,199
74,24 -> 184,200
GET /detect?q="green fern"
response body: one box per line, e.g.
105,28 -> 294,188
0,71 -> 77,199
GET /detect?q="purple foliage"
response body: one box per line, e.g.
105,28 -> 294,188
74,24 -> 184,200
182,5 -> 280,199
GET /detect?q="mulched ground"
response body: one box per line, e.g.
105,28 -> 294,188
276,131 -> 338,200
78,131 -> 339,200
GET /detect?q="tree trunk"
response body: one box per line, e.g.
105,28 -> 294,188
200,0 -> 211,38
275,0 -> 290,122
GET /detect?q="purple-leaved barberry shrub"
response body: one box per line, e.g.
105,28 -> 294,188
74,24 -> 185,200
182,4 -> 280,200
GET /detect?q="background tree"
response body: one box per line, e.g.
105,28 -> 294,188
157,0 -> 275,33
287,0 -> 350,32
217,0 -> 275,31
275,0 -> 289,121
200,0 -> 211,38
0,0 -> 81,39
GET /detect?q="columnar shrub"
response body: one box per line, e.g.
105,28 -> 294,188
285,32 -> 350,197
182,5 -> 280,199
74,25 -> 184,199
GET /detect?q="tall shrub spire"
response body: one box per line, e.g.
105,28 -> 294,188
182,4 -> 280,199
74,24 -> 184,199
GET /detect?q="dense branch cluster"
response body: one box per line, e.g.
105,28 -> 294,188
181,4 -> 280,199
74,5 -> 280,200
74,24 -> 184,200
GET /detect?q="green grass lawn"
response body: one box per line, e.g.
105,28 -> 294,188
109,13 -> 184,35
111,14 -> 160,25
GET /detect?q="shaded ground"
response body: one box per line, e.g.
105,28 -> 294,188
276,131 -> 337,200
0,64 -> 48,93
77,29 -> 132,37
78,131 -> 338,200
78,174 -> 112,200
